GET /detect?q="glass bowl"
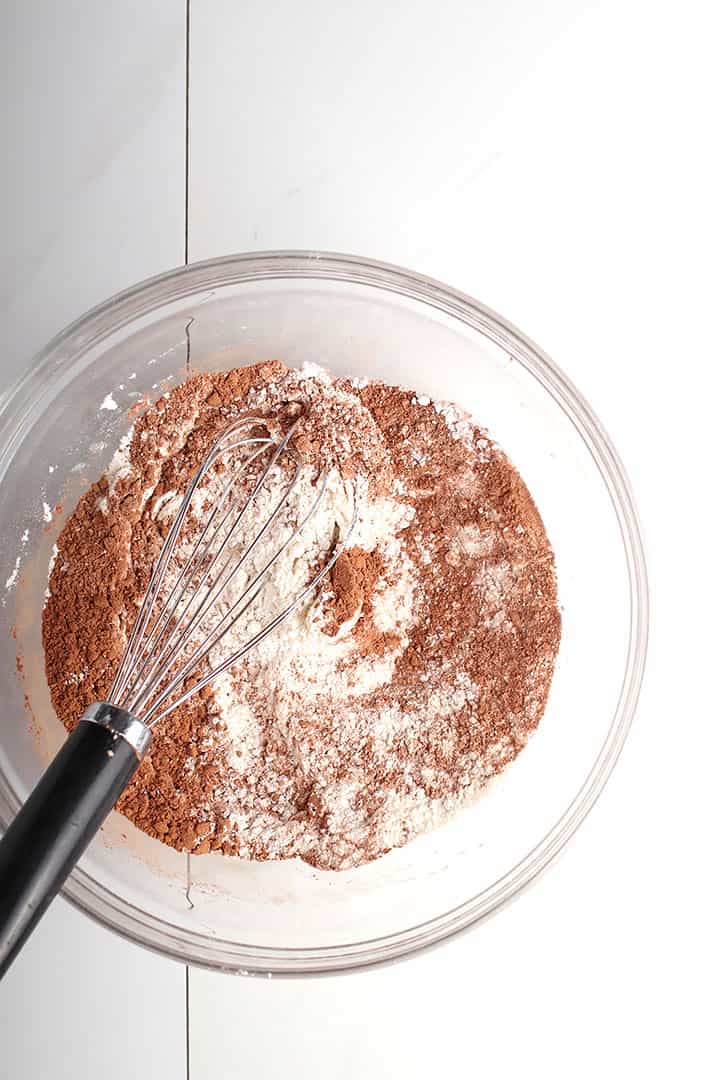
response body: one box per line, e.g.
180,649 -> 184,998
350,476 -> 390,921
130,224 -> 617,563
0,252 -> 647,975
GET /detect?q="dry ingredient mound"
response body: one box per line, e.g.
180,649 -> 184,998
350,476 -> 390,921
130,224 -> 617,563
42,361 -> 561,870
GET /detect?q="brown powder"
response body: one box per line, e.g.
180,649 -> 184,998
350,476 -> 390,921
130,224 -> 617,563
322,547 -> 400,656
41,362 -> 561,869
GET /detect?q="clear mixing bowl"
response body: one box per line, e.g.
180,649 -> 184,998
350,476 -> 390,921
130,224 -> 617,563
0,252 -> 647,974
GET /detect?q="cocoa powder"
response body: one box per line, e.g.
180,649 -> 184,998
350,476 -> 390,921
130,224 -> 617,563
323,547 -> 400,656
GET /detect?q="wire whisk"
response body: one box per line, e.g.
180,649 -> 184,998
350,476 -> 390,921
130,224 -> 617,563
110,411 -> 357,724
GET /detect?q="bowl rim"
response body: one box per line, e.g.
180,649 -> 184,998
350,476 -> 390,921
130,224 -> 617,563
0,250 -> 649,975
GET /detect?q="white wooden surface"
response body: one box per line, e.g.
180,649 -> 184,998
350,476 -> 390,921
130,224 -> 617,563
2,1 -> 719,1076
0,3 -> 187,1078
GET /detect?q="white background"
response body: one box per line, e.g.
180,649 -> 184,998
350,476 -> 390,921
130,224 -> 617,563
1,1 -> 718,1077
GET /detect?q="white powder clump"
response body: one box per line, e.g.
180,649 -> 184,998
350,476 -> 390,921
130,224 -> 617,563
5,555 -> 22,591
43,543 -> 61,604
48,543 -> 59,577
106,429 -> 135,495
432,400 -> 476,448
151,490 -> 180,521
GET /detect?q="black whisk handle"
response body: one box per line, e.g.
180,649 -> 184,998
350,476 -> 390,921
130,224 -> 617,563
0,703 -> 151,980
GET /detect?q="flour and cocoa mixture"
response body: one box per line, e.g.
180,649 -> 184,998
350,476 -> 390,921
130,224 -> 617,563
42,362 -> 561,870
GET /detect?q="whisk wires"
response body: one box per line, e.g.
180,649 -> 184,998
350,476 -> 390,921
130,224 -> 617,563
107,413 -> 356,725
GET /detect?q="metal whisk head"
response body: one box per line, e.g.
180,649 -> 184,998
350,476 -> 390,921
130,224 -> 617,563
107,411 -> 356,726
